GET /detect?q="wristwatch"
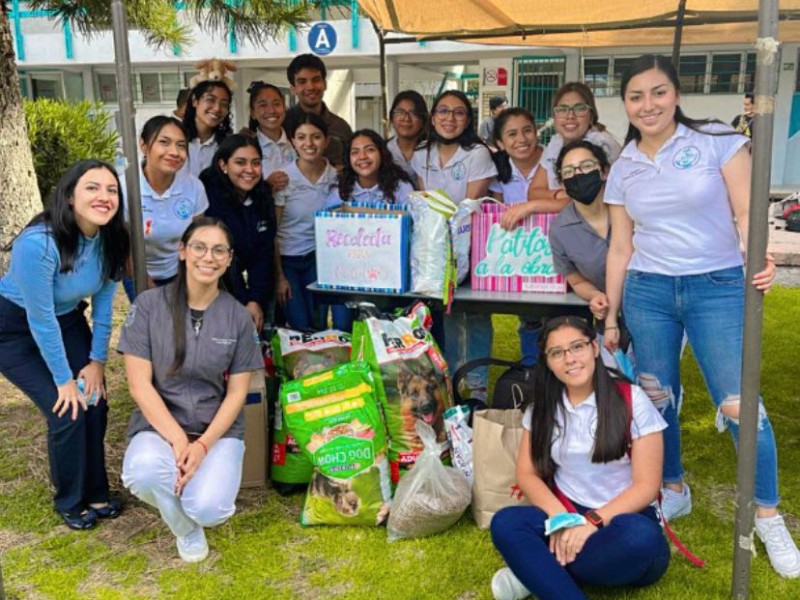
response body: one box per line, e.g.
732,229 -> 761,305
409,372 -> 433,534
585,510 -> 604,528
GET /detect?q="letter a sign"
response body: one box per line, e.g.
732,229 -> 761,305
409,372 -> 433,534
309,22 -> 337,56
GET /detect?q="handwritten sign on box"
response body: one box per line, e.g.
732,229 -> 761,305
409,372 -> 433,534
471,204 -> 566,293
315,206 -> 410,293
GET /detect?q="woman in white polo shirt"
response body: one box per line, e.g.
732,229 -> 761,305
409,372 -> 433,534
490,316 -> 669,600
245,81 -> 295,192
411,90 -> 497,400
129,116 -> 208,296
182,80 -> 233,178
603,54 -> 798,578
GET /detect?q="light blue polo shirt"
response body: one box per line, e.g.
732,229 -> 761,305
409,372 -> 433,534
257,129 -> 296,179
274,159 -> 338,256
387,136 -> 418,183
605,122 -> 748,276
411,143 -> 497,202
186,136 -> 218,178
137,170 -> 208,280
541,129 -> 622,190
489,159 -> 542,205
326,179 -> 415,208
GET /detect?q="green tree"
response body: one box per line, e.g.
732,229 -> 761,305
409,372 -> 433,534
0,0 -> 311,271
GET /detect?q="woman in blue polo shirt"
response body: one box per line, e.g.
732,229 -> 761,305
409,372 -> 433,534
132,116 -> 208,294
0,160 -> 129,530
411,90 -> 497,400
603,54 -> 797,578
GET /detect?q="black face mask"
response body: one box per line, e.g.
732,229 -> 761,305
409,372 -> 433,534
564,171 -> 604,205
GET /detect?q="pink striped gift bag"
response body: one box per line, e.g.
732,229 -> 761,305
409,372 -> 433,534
470,203 -> 566,293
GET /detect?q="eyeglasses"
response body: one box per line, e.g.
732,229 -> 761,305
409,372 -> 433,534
391,109 -> 421,120
433,106 -> 470,120
553,103 -> 591,117
186,242 -> 232,260
545,339 -> 592,362
559,160 -> 600,179
199,94 -> 230,111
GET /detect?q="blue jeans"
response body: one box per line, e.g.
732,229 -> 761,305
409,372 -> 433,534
623,267 -> 779,506
491,505 -> 669,600
281,253 -> 325,331
444,312 -> 493,395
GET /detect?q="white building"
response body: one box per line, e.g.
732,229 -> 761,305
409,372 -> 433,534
10,1 -> 799,189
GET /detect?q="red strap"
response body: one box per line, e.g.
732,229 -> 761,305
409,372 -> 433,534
658,493 -> 707,568
551,483 -> 578,514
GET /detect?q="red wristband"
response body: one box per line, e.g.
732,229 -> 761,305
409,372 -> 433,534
195,439 -> 208,455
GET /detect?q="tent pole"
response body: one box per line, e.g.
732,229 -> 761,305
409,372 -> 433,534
731,0 -> 779,597
672,0 -> 687,73
372,19 -> 389,138
111,0 -> 146,294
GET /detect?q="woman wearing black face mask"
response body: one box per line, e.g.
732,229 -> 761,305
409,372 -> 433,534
548,141 -> 625,343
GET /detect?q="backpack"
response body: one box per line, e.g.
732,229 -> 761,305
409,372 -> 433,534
787,207 -> 800,232
452,357 -> 536,411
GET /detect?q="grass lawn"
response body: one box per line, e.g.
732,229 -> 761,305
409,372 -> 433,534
1,287 -> 799,599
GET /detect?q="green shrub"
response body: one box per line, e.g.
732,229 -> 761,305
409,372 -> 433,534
24,99 -> 118,208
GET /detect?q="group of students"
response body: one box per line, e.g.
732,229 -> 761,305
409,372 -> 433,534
0,50 -> 798,596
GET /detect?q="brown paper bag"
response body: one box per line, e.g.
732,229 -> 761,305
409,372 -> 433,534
471,408 -> 530,530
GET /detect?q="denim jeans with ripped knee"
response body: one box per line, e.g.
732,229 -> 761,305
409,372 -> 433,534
623,267 -> 779,507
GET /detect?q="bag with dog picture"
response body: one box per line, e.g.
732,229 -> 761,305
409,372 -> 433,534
281,361 -> 392,526
270,328 -> 352,495
351,303 -> 453,485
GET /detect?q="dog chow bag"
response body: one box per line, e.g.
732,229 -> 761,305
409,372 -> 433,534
351,305 -> 452,484
281,361 -> 391,526
270,329 -> 352,494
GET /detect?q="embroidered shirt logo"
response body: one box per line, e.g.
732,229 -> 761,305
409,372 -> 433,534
451,161 -> 466,181
673,146 -> 701,170
173,198 -> 193,220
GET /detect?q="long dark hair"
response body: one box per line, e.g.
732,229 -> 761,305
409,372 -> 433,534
390,90 -> 429,143
621,54 -> 726,146
419,90 -> 486,152
492,107 -> 538,184
246,81 -> 285,133
201,134 -> 273,215
167,217 -> 234,376
552,82 -> 606,133
337,129 -> 412,202
285,110 -> 328,140
555,140 -> 610,184
527,316 -> 630,485
6,160 -> 129,281
140,115 -> 188,166
183,80 -> 233,144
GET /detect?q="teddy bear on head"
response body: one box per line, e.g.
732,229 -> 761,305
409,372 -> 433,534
189,58 -> 237,90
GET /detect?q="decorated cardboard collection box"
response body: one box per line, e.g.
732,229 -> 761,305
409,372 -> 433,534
315,203 -> 410,293
470,203 -> 566,293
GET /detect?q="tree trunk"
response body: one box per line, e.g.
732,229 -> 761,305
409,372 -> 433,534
0,5 -> 41,274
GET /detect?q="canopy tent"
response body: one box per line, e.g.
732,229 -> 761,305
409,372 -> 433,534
359,0 -> 800,46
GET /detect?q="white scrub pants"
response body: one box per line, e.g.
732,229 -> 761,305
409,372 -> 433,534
122,431 -> 244,537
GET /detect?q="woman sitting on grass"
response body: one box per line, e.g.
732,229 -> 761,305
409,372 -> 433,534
0,160 -> 129,530
490,315 -> 669,600
119,218 -> 263,563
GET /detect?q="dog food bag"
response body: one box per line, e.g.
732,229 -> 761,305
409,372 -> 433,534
387,421 -> 471,541
351,305 -> 452,484
444,405 -> 474,487
281,361 -> 391,526
269,329 -> 352,494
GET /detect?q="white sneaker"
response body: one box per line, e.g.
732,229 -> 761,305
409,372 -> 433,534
755,515 -> 800,578
660,483 -> 692,521
176,526 -> 209,563
491,567 -> 529,600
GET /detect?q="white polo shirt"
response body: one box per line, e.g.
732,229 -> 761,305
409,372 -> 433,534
186,136 -> 218,178
541,129 -> 622,190
326,180 -> 415,209
522,385 -> 666,509
605,123 -> 748,276
387,136 -> 418,183
257,129 -> 296,179
488,158 -> 542,205
137,170 -> 208,280
411,143 -> 497,202
274,160 -> 338,256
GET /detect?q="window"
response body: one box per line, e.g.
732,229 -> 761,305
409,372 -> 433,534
611,58 -> 634,96
584,59 -> 610,97
743,52 -> 756,93
140,73 -> 161,103
710,54 -> 742,93
678,55 -> 707,94
97,73 -> 117,103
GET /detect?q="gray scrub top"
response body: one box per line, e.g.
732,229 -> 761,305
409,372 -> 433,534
118,286 -> 263,441
548,202 -> 610,292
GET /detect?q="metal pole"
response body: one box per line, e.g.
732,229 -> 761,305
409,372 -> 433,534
731,0 -> 779,597
111,0 -> 147,294
372,19 -> 389,138
671,0 -> 687,74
